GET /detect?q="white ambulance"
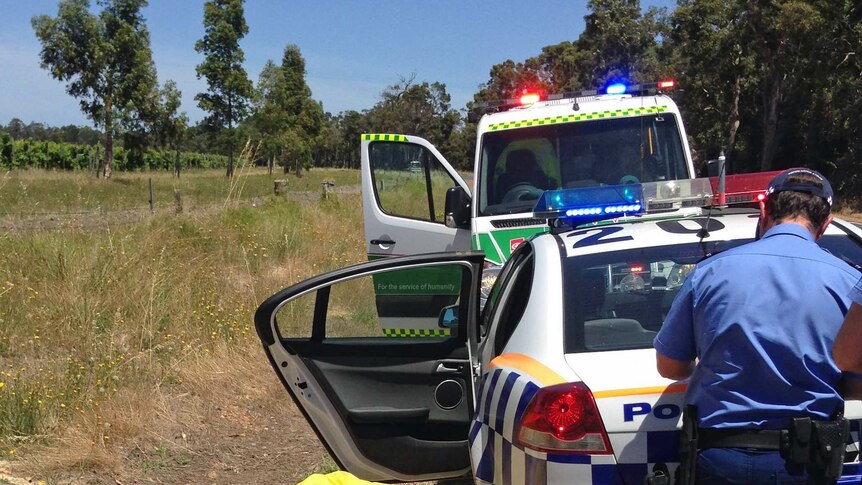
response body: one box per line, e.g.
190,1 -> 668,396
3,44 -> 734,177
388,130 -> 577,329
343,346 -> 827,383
360,81 -> 697,336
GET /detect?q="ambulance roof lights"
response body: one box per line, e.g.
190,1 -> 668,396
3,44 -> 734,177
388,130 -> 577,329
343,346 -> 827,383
533,184 -> 644,226
519,92 -> 541,105
605,83 -> 627,95
474,80 -> 679,115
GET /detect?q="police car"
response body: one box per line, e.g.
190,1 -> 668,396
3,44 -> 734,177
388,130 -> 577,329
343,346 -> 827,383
255,177 -> 862,484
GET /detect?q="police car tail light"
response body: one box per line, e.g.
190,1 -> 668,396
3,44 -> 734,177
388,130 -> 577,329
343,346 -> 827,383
641,179 -> 714,212
516,382 -> 612,454
533,184 -> 644,226
708,171 -> 782,205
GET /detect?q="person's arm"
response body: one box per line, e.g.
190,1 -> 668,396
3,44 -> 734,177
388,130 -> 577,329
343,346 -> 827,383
654,274 -> 697,380
844,375 -> 862,401
656,353 -> 695,380
834,278 -> 862,373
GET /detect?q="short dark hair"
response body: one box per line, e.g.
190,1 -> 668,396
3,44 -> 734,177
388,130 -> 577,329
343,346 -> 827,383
765,172 -> 831,228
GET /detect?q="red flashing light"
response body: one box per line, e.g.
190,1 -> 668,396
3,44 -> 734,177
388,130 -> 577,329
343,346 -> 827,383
519,92 -> 540,105
708,171 -> 783,205
629,265 -> 645,273
658,79 -> 675,90
516,382 -> 612,454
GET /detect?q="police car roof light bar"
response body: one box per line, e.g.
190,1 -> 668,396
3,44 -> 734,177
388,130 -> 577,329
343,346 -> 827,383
533,184 -> 644,228
707,171 -> 783,206
642,178 -> 714,213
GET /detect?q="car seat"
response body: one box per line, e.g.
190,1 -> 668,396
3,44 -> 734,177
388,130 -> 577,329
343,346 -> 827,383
495,149 -> 550,201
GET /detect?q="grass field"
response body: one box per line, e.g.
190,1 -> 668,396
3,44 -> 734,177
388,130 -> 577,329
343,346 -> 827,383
0,166 -> 365,482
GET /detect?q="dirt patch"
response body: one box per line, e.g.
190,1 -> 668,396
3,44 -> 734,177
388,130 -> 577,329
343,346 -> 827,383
6,348 -> 329,484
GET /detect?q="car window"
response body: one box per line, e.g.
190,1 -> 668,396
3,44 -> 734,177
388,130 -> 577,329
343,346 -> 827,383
479,245 -> 532,339
562,240 -> 749,353
493,250 -> 534,355
275,262 -> 469,340
369,142 -> 458,223
819,233 -> 862,270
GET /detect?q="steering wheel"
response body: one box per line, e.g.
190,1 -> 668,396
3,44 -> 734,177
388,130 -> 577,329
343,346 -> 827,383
502,183 -> 544,203
619,175 -> 641,185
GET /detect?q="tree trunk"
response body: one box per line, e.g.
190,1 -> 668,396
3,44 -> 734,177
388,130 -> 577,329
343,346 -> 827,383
760,73 -> 782,172
103,96 -> 113,178
726,75 -> 741,172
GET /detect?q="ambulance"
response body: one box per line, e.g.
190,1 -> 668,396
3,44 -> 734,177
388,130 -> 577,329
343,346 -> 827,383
360,81 -> 697,335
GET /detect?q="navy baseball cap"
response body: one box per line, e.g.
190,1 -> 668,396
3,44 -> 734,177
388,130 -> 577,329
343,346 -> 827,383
767,168 -> 833,206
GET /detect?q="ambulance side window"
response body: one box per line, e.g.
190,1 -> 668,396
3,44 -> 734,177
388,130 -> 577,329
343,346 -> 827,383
369,142 -> 458,223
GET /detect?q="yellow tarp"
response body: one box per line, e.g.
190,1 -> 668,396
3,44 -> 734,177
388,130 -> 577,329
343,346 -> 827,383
298,471 -> 385,485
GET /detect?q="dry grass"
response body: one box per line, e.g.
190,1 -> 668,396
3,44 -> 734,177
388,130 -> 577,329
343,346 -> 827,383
0,166 -> 364,482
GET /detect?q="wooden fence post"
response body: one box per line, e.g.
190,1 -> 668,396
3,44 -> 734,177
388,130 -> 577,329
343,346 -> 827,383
148,178 -> 154,213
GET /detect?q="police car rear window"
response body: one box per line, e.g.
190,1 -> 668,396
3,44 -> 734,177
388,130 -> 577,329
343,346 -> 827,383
561,240 -> 748,353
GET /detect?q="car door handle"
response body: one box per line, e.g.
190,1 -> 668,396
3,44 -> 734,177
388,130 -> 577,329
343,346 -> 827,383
436,362 -> 464,374
370,239 -> 396,246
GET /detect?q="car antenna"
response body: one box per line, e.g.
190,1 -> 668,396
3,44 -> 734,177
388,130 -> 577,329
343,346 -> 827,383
697,148 -> 726,251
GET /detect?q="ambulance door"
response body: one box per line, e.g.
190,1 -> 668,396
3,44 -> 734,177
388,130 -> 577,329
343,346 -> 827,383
255,252 -> 485,482
361,134 -> 471,259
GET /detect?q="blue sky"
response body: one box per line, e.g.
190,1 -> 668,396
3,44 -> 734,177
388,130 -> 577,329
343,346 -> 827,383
0,0 -> 676,127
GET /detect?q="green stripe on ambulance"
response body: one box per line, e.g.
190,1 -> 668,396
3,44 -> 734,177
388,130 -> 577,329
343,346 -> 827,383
361,134 -> 408,142
488,106 -> 670,131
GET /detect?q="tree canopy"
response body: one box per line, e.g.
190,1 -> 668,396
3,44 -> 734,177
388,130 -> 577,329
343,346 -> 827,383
32,0 -> 165,177
195,0 -> 254,177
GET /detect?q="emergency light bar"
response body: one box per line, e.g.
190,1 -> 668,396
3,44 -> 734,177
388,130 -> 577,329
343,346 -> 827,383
475,80 -> 678,113
708,171 -> 783,205
533,184 -> 644,226
642,179 -> 714,212
535,171 -> 779,229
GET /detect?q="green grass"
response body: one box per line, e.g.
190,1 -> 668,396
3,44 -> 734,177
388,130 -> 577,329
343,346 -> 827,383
0,167 -> 359,216
0,168 -> 366,469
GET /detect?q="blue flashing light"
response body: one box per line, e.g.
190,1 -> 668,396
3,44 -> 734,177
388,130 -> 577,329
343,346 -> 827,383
605,83 -> 627,95
533,184 -> 644,226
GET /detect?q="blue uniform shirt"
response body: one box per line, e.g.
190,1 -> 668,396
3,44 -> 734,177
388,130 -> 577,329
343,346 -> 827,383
850,275 -> 862,304
654,223 -> 861,429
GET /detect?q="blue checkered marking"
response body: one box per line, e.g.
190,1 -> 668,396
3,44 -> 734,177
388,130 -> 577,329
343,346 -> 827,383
495,372 -> 519,431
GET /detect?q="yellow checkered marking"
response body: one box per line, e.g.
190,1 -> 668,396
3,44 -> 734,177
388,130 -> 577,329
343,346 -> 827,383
361,134 -> 408,142
488,106 -> 671,131
383,328 -> 451,337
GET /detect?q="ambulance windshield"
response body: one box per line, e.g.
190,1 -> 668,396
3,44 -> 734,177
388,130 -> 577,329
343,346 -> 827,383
478,114 -> 688,216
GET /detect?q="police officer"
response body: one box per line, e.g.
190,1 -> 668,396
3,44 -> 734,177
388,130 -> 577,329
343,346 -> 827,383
654,168 -> 862,483
834,280 -> 862,374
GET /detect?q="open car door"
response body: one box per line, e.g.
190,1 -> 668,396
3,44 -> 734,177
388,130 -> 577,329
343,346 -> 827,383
361,134 -> 472,259
255,252 -> 485,482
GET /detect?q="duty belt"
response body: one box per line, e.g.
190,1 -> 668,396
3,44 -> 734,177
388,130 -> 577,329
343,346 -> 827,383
698,427 -> 785,451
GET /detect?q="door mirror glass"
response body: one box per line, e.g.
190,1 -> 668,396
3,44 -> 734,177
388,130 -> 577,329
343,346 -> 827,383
438,304 -> 459,328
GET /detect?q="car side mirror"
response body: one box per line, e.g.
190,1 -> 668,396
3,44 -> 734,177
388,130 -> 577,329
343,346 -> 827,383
445,186 -> 471,229
438,304 -> 459,329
